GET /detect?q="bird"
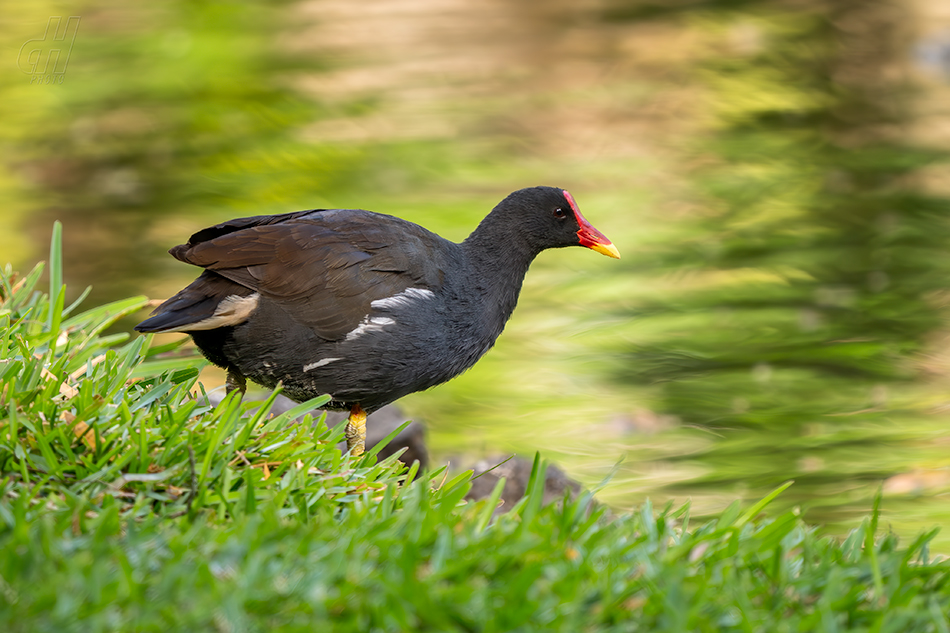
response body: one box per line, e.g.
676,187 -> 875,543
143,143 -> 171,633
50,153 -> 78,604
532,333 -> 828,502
135,186 -> 620,456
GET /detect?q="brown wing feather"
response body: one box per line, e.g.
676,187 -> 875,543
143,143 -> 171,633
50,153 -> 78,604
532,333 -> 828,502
169,210 -> 440,340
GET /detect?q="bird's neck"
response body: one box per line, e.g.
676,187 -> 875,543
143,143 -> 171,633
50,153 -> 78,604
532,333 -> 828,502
461,218 -> 539,332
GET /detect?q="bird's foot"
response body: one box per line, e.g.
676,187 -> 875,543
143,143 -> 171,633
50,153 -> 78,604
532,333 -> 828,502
345,404 -> 367,457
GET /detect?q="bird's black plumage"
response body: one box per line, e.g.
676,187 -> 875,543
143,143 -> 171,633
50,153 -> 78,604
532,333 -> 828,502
135,186 -> 618,414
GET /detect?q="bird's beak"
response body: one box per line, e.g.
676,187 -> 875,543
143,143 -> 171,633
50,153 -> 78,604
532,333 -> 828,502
578,223 -> 621,259
562,189 -> 620,259
574,210 -> 620,259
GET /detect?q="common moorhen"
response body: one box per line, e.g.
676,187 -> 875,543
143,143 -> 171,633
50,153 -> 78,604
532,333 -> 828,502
135,186 -> 619,455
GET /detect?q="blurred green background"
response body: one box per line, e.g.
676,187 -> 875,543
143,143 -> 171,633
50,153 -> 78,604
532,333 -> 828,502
4,0 -> 950,545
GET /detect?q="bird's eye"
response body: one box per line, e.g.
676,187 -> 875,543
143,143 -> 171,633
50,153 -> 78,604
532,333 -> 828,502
553,207 -> 566,219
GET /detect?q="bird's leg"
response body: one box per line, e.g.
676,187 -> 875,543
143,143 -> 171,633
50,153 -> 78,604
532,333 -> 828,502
345,404 -> 367,456
225,369 -> 246,396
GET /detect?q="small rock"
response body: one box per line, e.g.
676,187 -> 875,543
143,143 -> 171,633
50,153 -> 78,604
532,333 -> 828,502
464,455 -> 582,512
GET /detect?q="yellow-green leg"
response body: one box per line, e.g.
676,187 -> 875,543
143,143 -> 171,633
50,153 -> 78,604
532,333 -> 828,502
345,404 -> 367,456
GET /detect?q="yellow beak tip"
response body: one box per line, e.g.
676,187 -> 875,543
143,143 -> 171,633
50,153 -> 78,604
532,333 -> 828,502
592,242 -> 621,259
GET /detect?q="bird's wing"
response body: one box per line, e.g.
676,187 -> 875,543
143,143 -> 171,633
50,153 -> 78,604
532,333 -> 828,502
169,210 -> 442,340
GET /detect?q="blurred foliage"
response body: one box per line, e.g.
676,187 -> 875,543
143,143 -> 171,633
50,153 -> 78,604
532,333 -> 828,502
0,1 -> 366,305
616,1 -> 950,521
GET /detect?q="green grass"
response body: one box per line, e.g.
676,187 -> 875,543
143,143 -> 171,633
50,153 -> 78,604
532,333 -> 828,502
1,229 -> 949,631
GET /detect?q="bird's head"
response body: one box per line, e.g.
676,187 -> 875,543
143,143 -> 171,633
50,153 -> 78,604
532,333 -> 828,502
494,186 -> 620,259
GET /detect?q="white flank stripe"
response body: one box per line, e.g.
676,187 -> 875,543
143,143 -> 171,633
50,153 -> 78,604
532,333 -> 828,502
345,316 -> 396,341
303,357 -> 342,372
370,287 -> 435,310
